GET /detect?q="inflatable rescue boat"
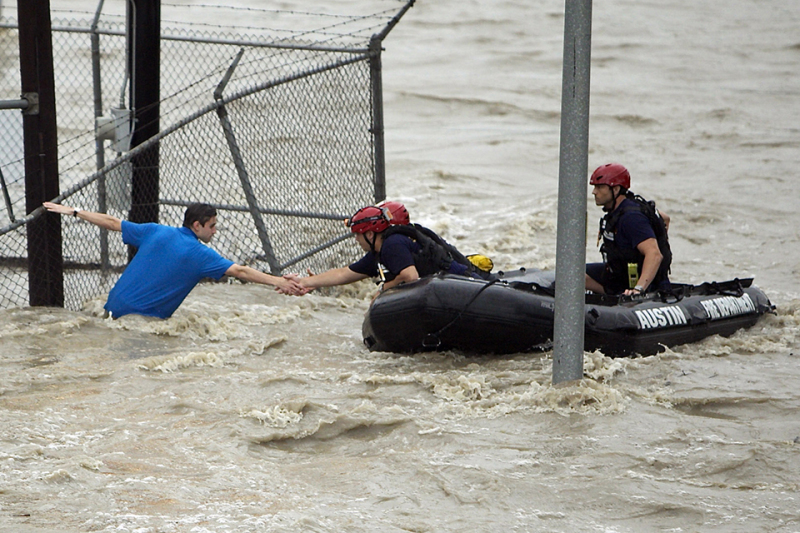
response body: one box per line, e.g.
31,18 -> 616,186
361,269 -> 774,357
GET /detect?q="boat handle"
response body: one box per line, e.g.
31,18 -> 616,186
422,334 -> 442,348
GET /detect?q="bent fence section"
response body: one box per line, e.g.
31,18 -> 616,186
0,2 -> 413,310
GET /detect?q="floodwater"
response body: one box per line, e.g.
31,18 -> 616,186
2,1 -> 800,532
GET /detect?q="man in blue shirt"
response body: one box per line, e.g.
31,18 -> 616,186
585,163 -> 671,296
44,201 -> 304,318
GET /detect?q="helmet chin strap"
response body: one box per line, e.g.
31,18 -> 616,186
366,231 -> 379,253
604,186 -> 623,212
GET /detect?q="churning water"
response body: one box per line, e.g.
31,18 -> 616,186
2,1 -> 800,531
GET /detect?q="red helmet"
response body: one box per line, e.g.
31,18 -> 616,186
590,163 -> 630,189
377,200 -> 410,225
346,206 -> 389,234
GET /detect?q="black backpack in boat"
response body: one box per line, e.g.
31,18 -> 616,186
383,223 -> 477,277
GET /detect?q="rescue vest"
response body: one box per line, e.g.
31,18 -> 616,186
599,192 -> 672,292
382,224 -> 478,278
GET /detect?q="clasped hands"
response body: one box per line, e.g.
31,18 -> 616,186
277,270 -> 313,296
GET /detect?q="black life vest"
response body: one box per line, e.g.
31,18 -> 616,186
599,192 -> 672,293
382,223 -> 477,278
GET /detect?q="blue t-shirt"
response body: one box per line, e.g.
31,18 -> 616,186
348,233 -> 469,280
105,221 -> 234,318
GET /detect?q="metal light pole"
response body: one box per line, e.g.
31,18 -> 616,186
553,0 -> 592,384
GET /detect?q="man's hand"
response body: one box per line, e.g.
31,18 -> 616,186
43,201 -> 74,216
275,276 -> 308,296
276,273 -> 306,295
622,286 -> 644,297
278,266 -> 368,295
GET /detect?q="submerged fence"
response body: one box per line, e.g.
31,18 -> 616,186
0,1 -> 413,311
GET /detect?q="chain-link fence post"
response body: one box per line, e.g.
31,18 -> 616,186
368,35 -> 385,203
90,1 -> 110,271
214,49 -> 281,274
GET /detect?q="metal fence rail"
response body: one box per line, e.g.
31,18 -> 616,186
0,1 -> 413,311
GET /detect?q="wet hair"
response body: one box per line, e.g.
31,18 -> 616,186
183,203 -> 217,229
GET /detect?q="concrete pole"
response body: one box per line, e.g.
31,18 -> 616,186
552,0 -> 592,384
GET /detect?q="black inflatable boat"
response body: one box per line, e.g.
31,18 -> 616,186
362,269 -> 774,357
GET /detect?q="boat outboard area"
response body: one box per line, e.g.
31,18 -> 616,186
362,268 -> 775,357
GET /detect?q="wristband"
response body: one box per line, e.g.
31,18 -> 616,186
73,209 -> 81,217
634,285 -> 644,292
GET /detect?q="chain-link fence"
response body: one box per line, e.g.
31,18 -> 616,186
0,1 -> 413,310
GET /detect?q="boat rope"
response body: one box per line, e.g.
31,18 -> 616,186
656,288 -> 685,304
697,278 -> 745,298
508,280 -> 555,297
422,278 -> 499,348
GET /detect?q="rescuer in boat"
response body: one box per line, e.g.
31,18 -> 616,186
283,201 -> 491,295
585,163 -> 672,296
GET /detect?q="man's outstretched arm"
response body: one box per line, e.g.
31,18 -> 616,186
43,201 -> 122,232
283,266 -> 368,294
225,264 -> 307,295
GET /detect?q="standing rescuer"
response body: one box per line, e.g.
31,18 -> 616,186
585,163 -> 672,296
